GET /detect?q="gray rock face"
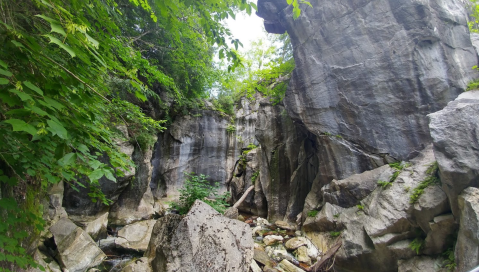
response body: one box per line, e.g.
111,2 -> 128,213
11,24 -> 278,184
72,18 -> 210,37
255,98 -> 319,222
320,165 -> 395,208
146,200 -> 253,272
258,0 -> 477,166
429,90 -> 479,216
109,144 -> 161,225
322,146 -> 452,272
49,218 -> 106,272
398,256 -> 448,272
456,187 -> 479,272
150,110 -> 233,200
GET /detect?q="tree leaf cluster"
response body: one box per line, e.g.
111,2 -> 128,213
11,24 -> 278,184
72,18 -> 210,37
0,0 -> 255,269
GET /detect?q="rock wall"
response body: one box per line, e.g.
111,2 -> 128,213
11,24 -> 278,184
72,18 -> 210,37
257,0 -> 477,171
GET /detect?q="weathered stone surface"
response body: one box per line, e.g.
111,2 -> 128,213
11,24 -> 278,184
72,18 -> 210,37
255,97 -> 319,222
471,32 -> 479,54
265,243 -> 289,262
295,246 -> 311,265
285,237 -> 308,250
412,185 -> 450,233
254,248 -> 276,267
456,187 -> 479,272
332,146 -> 445,272
69,211 -> 109,241
398,256 -> 448,272
146,200 -> 253,272
258,0 -> 477,168
429,90 -> 479,216
250,260 -> 262,272
150,111 -> 233,201
145,214 -> 183,271
264,235 -> 284,246
423,214 -> 456,255
109,144 -> 161,225
50,218 -> 106,272
279,259 -> 303,272
115,219 -> 156,252
303,202 -> 343,232
321,165 -> 395,208
120,257 -> 152,272
26,249 -> 62,272
275,220 -> 296,231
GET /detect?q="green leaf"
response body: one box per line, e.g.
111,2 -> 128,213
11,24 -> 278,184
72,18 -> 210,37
0,78 -> 9,85
88,160 -> 102,170
43,97 -> 64,110
31,106 -> 48,116
85,33 -> 99,48
35,14 -> 59,24
44,35 -> 76,58
58,153 -> 77,166
300,0 -> 313,8
0,69 -> 12,77
3,119 -> 37,135
88,169 -> 104,181
135,90 -> 147,102
9,89 -> 33,101
293,7 -> 301,19
50,23 -> 66,36
46,119 -> 68,139
11,40 -> 25,48
287,0 -> 294,4
0,60 -> 7,69
23,81 -> 44,96
104,170 -> 116,182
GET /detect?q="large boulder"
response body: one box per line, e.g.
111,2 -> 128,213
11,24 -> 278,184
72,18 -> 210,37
49,218 -> 106,272
325,146 -> 451,272
145,200 -> 253,272
455,187 -> 479,271
257,0 -> 477,183
429,90 -> 479,216
115,219 -> 156,252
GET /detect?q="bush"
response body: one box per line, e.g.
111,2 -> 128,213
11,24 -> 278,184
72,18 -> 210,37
171,173 -> 230,215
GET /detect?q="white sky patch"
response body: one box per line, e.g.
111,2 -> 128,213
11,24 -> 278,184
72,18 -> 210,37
224,11 -> 271,53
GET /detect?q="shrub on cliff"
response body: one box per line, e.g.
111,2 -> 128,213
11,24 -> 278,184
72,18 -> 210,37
171,173 -> 230,215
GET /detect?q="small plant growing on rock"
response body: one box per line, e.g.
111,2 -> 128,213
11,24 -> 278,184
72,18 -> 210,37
251,171 -> 260,184
333,213 -> 340,218
226,124 -> 236,133
356,204 -> 364,211
330,231 -> 341,238
409,237 -> 425,254
410,162 -> 439,204
307,210 -> 319,217
377,180 -> 392,188
171,173 -> 230,215
443,247 -> 456,271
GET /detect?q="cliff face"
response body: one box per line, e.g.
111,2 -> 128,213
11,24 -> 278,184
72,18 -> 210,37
258,0 -> 477,163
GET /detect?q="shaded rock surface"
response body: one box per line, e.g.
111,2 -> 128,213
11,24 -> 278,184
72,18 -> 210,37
145,200 -> 253,272
49,218 -> 106,272
429,90 -> 479,216
456,187 -> 479,271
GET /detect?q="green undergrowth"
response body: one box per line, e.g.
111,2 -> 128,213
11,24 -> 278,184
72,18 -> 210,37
171,173 -> 230,215
410,162 -> 439,204
251,171 -> 260,185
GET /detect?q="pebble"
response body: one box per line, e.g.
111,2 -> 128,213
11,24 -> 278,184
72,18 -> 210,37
263,235 -> 284,246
